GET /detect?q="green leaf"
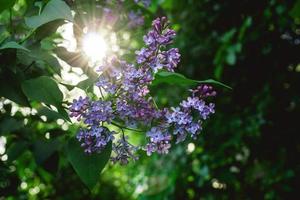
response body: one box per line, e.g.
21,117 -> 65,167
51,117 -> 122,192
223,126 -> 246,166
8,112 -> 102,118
198,79 -> 232,89
66,138 -> 112,190
21,76 -> 63,106
0,117 -> 23,133
77,77 -> 97,92
226,51 -> 236,65
0,70 -> 30,106
6,141 -> 28,164
0,0 -> 16,13
152,71 -> 197,86
37,106 -> 65,121
25,0 -> 73,29
33,139 -> 60,165
290,0 -> 300,18
37,105 -> 70,122
152,71 -> 232,89
54,47 -> 89,69
17,45 -> 61,73
57,106 -> 71,122
41,38 -> 56,50
0,41 -> 29,52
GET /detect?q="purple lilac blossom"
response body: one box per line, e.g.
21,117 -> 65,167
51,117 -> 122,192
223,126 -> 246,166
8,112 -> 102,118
164,86 -> 216,143
76,126 -> 114,154
146,127 -> 172,155
69,96 -> 89,121
69,17 -> 217,163
84,100 -> 114,125
128,11 -> 144,28
136,17 -> 180,72
111,136 -> 139,165
134,0 -> 151,7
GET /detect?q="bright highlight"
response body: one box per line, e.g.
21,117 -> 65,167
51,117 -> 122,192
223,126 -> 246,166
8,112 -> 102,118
82,32 -> 108,63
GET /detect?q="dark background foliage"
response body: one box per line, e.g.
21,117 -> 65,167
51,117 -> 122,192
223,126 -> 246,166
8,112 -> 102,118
1,0 -> 300,199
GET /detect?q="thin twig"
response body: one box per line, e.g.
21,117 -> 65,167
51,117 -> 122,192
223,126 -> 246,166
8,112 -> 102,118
111,121 -> 145,132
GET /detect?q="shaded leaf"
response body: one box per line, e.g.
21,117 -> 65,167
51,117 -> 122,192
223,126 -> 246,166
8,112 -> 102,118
6,141 -> 28,164
54,47 -> 98,79
0,41 -> 29,52
21,76 -> 63,106
57,106 -> 71,122
0,70 -> 30,106
0,117 -> 23,133
290,0 -> 300,18
25,0 -> 73,29
33,139 -> 60,165
66,138 -> 112,190
54,47 -> 89,69
77,77 -> 97,91
17,46 -> 61,73
36,20 -> 65,40
37,106 -> 65,121
0,0 -> 16,13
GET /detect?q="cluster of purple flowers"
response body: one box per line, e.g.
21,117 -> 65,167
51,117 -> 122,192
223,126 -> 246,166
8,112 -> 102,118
69,17 -> 216,164
77,126 -> 114,154
134,0 -> 151,7
145,127 -> 171,156
128,11 -> 144,28
69,97 -> 115,153
136,17 -> 180,72
103,0 -> 150,28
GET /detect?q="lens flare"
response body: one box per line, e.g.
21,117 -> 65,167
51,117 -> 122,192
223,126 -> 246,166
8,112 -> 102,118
82,32 -> 108,63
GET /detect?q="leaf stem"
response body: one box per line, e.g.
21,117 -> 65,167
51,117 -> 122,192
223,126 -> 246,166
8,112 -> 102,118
111,121 -> 145,132
20,29 -> 36,44
9,8 -> 14,36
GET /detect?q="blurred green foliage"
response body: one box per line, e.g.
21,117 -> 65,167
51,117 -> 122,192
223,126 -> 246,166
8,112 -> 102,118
1,0 -> 300,199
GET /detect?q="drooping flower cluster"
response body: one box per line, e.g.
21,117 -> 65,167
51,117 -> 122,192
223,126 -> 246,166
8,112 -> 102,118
77,126 -> 115,154
69,17 -> 216,164
111,135 -> 139,165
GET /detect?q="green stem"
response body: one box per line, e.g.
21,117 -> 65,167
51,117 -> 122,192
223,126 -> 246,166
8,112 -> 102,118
20,29 -> 36,44
150,95 -> 159,109
9,8 -> 14,36
111,121 -> 145,132
99,87 -> 105,99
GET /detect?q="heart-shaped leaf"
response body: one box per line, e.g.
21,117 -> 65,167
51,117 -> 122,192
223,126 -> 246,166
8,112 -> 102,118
25,0 -> 73,29
21,76 -> 63,106
66,138 -> 112,190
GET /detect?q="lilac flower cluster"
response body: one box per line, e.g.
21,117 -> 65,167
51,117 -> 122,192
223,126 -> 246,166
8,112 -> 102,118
136,17 -> 180,72
128,11 -> 144,28
69,17 -> 216,164
134,0 -> 151,7
77,126 -> 114,153
101,1 -> 150,28
111,136 -> 139,165
145,127 -> 171,155
69,97 -> 115,153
